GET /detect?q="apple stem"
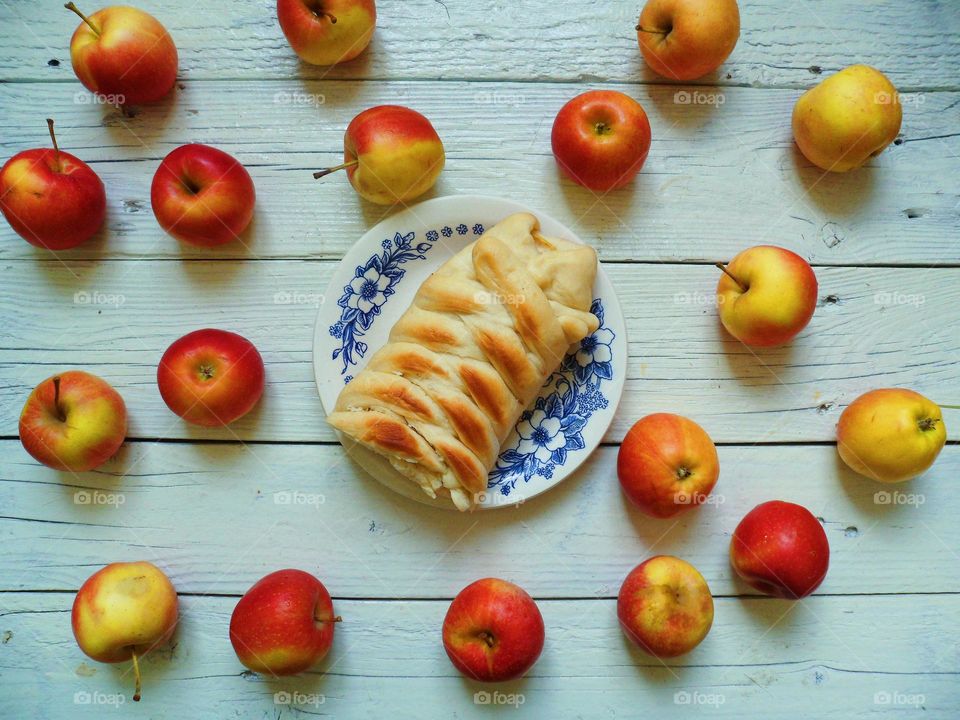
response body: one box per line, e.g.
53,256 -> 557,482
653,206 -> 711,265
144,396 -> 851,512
477,631 -> 495,648
312,160 -> 358,180
64,2 -> 101,36
318,11 -> 337,23
131,649 -> 142,702
636,25 -> 668,35
52,376 -> 66,422
46,119 -> 62,172
715,262 -> 748,293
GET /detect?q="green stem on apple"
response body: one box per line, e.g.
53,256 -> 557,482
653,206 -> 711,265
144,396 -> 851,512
131,649 -> 142,702
46,118 -> 62,173
64,2 -> 101,36
52,376 -> 66,422
312,160 -> 358,180
715,262 -> 748,293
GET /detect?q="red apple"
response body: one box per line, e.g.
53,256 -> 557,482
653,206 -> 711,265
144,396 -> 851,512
19,370 -> 126,472
442,578 -> 544,682
637,0 -> 740,81
151,144 -> 256,247
66,3 -> 178,105
0,119 -> 105,250
551,90 -> 652,191
730,500 -> 830,599
157,329 -> 264,427
277,0 -> 376,66
617,555 -> 713,657
72,561 -> 178,702
716,245 -> 818,347
230,569 -> 339,676
618,413 -> 720,518
313,105 -> 444,205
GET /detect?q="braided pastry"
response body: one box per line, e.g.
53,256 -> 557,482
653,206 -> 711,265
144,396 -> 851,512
327,213 -> 599,509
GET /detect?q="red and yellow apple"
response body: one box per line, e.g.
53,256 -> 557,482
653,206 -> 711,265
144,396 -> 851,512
157,329 -> 264,427
618,413 -> 719,518
730,500 -> 829,599
442,578 -> 544,682
19,371 -> 126,472
617,555 -> 713,657
551,90 -> 652,191
793,65 -> 903,172
0,119 -> 105,250
716,245 -> 818,347
277,0 -> 376,66
837,388 -> 946,483
313,105 -> 444,205
72,561 -> 179,701
637,0 -> 740,81
66,3 -> 178,105
230,569 -> 339,676
151,144 -> 256,247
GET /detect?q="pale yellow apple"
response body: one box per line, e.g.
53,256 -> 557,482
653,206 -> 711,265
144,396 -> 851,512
792,64 -> 902,172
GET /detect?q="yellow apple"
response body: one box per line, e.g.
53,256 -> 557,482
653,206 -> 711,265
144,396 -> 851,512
792,64 -> 903,172
277,0 -> 376,66
637,0 -> 740,81
837,389 -> 946,483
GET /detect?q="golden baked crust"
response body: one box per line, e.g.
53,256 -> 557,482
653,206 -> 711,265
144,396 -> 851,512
327,213 -> 599,509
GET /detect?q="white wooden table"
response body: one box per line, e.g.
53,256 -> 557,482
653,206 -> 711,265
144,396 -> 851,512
2,1 -> 959,717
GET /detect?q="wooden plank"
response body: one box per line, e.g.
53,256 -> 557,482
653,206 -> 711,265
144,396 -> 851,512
1,261 -> 957,444
1,0 -> 958,88
2,592 -> 957,718
1,441 -> 956,596
0,81 -> 956,264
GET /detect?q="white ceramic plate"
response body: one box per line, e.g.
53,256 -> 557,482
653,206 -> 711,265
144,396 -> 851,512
314,195 -> 627,510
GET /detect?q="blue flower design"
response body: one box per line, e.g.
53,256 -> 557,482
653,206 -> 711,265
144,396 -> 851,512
426,230 -> 439,242
441,226 -> 453,237
456,224 -> 468,235
345,266 -> 391,314
381,239 -> 392,250
473,224 -> 484,235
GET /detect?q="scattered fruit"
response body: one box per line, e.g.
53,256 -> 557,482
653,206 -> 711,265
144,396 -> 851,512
277,0 -> 376,66
442,578 -> 545,682
730,500 -> 829,599
19,370 -> 126,472
0,119 -> 106,250
637,0 -> 740,81
230,569 -> 339,676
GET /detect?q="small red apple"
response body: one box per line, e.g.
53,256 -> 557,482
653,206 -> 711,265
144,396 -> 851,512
151,144 -> 256,247
230,569 -> 339,676
0,119 -> 106,250
617,555 -> 713,657
551,90 -> 652,191
157,329 -> 265,427
730,500 -> 830,599
618,413 -> 720,518
442,578 -> 544,682
277,0 -> 377,66
66,3 -> 178,105
19,370 -> 126,472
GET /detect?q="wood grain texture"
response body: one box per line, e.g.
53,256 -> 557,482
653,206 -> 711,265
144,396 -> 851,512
2,592 -> 958,718
1,0 -> 959,88
2,261 -> 957,443
0,82 -> 957,263
1,441 -> 956,596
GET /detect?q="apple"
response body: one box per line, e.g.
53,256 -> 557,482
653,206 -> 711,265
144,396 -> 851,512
313,105 -> 444,205
837,388 -> 946,483
0,119 -> 106,250
157,329 -> 264,427
617,555 -> 713,657
551,90 -> 652,191
65,3 -> 178,105
730,500 -> 829,599
277,0 -> 376,66
716,245 -> 818,347
618,413 -> 719,518
636,0 -> 740,81
793,65 -> 903,172
151,144 -> 256,247
72,561 -> 179,701
19,371 -> 126,472
230,569 -> 339,676
442,578 -> 544,682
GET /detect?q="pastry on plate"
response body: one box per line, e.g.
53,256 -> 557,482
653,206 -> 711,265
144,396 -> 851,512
326,213 -> 599,509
